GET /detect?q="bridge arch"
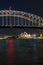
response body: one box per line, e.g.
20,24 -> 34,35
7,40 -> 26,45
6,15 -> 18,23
0,10 -> 43,27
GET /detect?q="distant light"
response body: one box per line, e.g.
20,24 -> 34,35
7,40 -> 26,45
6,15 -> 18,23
40,34 -> 42,37
28,34 -> 31,37
32,34 -> 36,37
42,24 -> 43,26
27,35 -> 29,37
24,32 -> 27,34
25,35 -> 27,37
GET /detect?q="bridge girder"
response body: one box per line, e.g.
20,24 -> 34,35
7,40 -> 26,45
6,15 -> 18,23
0,10 -> 43,27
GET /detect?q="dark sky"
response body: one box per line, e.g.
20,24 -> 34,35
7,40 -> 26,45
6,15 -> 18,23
0,0 -> 43,17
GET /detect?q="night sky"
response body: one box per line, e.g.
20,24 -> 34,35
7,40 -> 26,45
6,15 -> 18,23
0,0 -> 43,17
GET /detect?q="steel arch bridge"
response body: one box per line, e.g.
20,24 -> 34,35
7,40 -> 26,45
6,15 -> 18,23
0,10 -> 43,28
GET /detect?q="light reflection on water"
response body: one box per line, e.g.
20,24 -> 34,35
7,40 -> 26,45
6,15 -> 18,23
0,39 -> 43,65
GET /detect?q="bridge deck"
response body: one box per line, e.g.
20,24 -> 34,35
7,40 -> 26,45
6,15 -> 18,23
0,26 -> 43,29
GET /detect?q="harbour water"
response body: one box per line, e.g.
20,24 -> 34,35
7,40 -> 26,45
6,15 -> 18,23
0,39 -> 43,65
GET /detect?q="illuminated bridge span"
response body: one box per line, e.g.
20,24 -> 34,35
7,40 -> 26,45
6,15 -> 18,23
0,10 -> 43,27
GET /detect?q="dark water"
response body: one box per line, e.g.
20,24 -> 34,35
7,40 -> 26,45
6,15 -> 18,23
0,39 -> 43,65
